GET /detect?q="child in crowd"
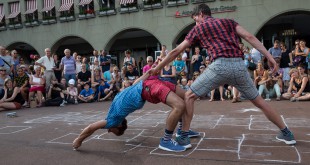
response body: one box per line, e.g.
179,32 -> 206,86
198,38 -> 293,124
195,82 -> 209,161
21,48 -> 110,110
67,79 -> 78,104
78,83 -> 94,103
120,80 -> 132,92
97,80 -> 113,102
179,78 -> 189,91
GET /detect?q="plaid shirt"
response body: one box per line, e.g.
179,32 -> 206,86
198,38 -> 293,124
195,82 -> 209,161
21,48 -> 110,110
185,16 -> 243,61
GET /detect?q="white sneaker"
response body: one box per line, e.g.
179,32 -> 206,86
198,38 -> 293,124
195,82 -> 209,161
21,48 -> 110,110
75,100 -> 78,104
60,102 -> 65,107
22,102 -> 28,107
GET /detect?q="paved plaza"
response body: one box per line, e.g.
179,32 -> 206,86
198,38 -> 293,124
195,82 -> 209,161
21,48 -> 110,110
0,99 -> 309,165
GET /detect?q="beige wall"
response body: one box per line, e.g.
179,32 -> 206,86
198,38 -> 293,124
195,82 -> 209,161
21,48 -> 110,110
0,0 -> 310,55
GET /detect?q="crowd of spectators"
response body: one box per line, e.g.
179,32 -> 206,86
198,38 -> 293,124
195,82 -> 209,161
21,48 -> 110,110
0,39 -> 309,112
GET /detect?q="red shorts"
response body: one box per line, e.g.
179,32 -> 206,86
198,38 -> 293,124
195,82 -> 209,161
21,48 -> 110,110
141,79 -> 176,104
29,86 -> 45,92
13,102 -> 22,109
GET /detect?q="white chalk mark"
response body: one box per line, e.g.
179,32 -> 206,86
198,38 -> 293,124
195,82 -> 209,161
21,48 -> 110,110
123,143 -> 142,153
212,115 -> 223,129
238,108 -> 260,113
0,126 -> 32,134
237,134 -> 245,160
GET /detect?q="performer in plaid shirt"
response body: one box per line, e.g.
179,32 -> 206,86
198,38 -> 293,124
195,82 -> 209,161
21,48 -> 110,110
152,4 -> 296,146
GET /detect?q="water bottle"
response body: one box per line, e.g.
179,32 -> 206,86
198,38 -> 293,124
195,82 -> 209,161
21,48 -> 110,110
265,94 -> 271,101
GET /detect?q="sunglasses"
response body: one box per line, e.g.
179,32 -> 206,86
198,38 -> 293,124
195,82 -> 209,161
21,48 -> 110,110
0,70 -> 6,71
114,70 -> 119,71
147,61 -> 153,62
194,74 -> 199,76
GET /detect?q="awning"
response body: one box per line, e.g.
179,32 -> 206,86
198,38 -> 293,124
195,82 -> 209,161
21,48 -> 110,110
24,0 -> 37,14
0,5 -> 4,22
120,0 -> 135,5
7,2 -> 20,19
41,0 -> 55,12
78,0 -> 93,6
59,0 -> 74,12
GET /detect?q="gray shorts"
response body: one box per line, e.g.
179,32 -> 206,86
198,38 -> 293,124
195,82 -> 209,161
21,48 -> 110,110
190,58 -> 259,100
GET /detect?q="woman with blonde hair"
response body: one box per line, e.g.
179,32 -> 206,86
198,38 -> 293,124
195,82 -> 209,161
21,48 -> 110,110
282,68 -> 310,101
254,61 -> 268,87
0,78 -> 25,111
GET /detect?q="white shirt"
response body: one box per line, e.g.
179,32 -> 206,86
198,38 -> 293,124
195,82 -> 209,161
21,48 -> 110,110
36,55 -> 55,71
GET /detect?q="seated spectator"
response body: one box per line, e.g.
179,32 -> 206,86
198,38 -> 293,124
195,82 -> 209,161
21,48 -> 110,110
111,66 -> 122,92
199,65 -> 206,74
13,67 -> 29,106
188,71 -> 200,87
45,79 -> 66,107
97,81 -> 113,102
258,70 -> 282,101
179,78 -> 189,91
29,66 -> 45,107
78,83 -> 94,103
0,67 -> 11,99
177,71 -> 187,85
173,54 -> 185,76
125,62 -> 139,84
282,68 -> 310,101
120,80 -> 132,92
16,58 -> 29,74
120,66 -> 127,81
82,57 -> 90,71
254,62 -> 268,87
160,63 -> 176,84
154,52 -> 166,66
91,67 -> 104,90
103,64 -> 114,84
77,64 -> 91,93
67,79 -> 78,104
0,78 -> 25,111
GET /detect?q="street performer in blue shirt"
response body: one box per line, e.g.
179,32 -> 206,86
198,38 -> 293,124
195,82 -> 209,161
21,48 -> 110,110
151,4 -> 296,147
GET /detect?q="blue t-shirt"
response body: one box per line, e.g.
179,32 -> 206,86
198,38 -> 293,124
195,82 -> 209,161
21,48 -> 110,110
80,88 -> 94,97
104,81 -> 145,128
100,55 -> 111,72
103,70 -> 112,82
173,60 -> 185,73
98,82 -> 110,93
0,57 -> 5,67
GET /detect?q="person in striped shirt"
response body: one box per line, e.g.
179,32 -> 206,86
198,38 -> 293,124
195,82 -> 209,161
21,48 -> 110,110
73,70 -> 193,152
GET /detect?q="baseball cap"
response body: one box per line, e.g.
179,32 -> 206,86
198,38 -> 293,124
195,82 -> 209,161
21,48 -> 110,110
68,79 -> 75,85
19,65 -> 26,68
200,65 -> 206,69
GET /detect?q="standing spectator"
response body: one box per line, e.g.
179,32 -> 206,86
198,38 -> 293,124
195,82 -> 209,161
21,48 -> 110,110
78,83 -> 94,103
53,54 -> 62,83
77,64 -> 91,92
82,57 -> 90,71
143,56 -> 158,80
29,66 -> 45,107
0,78 -> 24,111
73,52 -> 78,60
76,55 -> 82,74
295,40 -> 309,69
0,67 -> 10,99
250,48 -> 262,65
268,40 -> 282,60
100,50 -> 111,73
93,50 -> 100,62
61,49 -> 76,84
17,58 -> 28,73
123,50 -> 136,68
11,50 -> 19,77
13,67 -> 29,106
182,47 -> 191,74
0,46 -> 5,67
191,46 -> 204,72
161,45 -> 169,56
0,46 -> 14,77
138,57 -> 144,76
35,48 -> 56,92
125,62 -> 139,83
280,42 -> 292,91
